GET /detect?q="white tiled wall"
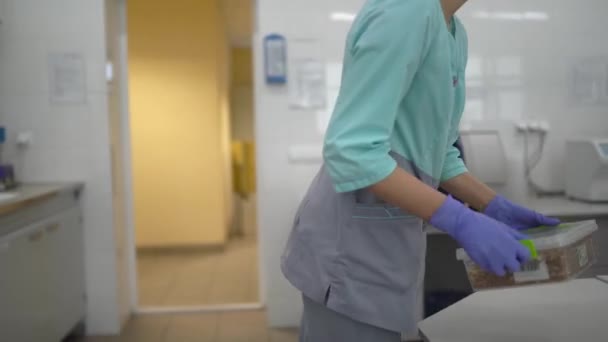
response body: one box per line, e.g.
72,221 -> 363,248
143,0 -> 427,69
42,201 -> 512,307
459,0 -> 608,200
0,0 -> 121,335
254,0 -> 367,328
255,0 -> 608,328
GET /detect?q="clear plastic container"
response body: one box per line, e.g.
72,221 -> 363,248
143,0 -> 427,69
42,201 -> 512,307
457,220 -> 599,291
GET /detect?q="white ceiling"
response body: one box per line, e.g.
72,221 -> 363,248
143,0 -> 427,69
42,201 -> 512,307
219,0 -> 254,47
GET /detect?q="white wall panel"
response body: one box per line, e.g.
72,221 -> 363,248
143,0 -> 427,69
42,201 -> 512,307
255,0 -> 608,328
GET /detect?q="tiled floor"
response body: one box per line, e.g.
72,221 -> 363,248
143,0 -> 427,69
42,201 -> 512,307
137,237 -> 259,307
78,310 -> 298,342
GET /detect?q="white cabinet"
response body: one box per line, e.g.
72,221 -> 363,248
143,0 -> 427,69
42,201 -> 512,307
47,207 -> 85,338
0,207 -> 85,342
0,218 -> 54,342
0,0 -> 4,26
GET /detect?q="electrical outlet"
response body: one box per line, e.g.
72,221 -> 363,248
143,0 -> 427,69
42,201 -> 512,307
515,121 -> 529,132
515,120 -> 551,133
16,131 -> 33,147
538,121 -> 551,133
528,121 -> 551,133
528,121 -> 542,132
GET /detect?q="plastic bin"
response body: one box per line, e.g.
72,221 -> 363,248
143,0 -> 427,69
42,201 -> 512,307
457,220 -> 599,291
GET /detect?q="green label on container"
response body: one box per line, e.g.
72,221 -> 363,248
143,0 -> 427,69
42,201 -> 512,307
520,239 -> 538,259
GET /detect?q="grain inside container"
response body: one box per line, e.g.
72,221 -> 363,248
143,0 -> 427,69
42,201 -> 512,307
457,220 -> 599,291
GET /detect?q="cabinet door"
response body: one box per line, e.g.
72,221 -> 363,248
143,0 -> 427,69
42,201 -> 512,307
0,224 -> 53,342
46,207 -> 85,339
0,238 -> 13,334
0,0 -> 4,26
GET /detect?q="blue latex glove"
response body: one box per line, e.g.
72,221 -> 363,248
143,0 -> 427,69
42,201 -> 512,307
485,195 -> 560,231
431,196 -> 531,276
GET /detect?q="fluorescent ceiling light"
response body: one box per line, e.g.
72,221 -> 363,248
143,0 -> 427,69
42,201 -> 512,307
473,11 -> 490,19
493,12 -> 525,21
523,12 -> 549,20
330,12 -> 356,22
472,10 -> 549,21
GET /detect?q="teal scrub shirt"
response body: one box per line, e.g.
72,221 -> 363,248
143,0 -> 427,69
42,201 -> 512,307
323,0 -> 468,192
282,0 -> 470,333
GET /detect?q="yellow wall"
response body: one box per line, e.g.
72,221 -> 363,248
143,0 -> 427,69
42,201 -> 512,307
230,48 -> 255,142
231,48 -> 253,87
230,48 -> 256,195
128,0 -> 232,248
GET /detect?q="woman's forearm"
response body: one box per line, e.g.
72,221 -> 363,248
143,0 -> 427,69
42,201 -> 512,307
440,172 -> 496,211
369,167 -> 447,221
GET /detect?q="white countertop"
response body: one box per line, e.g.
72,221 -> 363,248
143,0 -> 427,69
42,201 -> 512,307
523,196 -> 608,218
0,183 -> 83,215
419,278 -> 608,342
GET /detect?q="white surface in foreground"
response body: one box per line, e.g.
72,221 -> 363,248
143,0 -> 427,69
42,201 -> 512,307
419,278 -> 608,342
0,192 -> 18,202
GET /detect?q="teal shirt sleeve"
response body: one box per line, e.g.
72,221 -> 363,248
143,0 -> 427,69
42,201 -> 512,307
440,17 -> 469,182
441,144 -> 468,182
323,0 -> 437,193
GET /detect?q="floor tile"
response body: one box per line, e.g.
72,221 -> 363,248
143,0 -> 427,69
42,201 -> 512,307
163,313 -> 219,342
80,311 -> 299,342
269,328 -> 299,342
216,311 -> 269,342
119,314 -> 171,342
138,237 -> 259,307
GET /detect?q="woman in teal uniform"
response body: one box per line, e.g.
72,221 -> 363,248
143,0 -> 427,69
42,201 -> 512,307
281,0 -> 560,341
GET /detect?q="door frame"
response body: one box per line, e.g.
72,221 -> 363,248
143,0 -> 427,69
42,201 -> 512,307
113,0 -> 264,315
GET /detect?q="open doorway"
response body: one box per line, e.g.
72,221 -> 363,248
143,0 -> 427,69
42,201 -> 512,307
113,0 -> 259,310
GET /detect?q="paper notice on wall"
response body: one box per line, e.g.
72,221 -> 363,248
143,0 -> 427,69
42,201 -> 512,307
48,53 -> 87,104
571,58 -> 608,105
316,62 -> 343,133
289,59 -> 326,110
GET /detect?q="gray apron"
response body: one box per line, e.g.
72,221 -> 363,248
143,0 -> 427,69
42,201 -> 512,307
282,152 -> 436,334
300,295 -> 402,342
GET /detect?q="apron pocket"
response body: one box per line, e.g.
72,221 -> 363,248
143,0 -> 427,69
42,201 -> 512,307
342,206 -> 424,293
352,204 -> 411,220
